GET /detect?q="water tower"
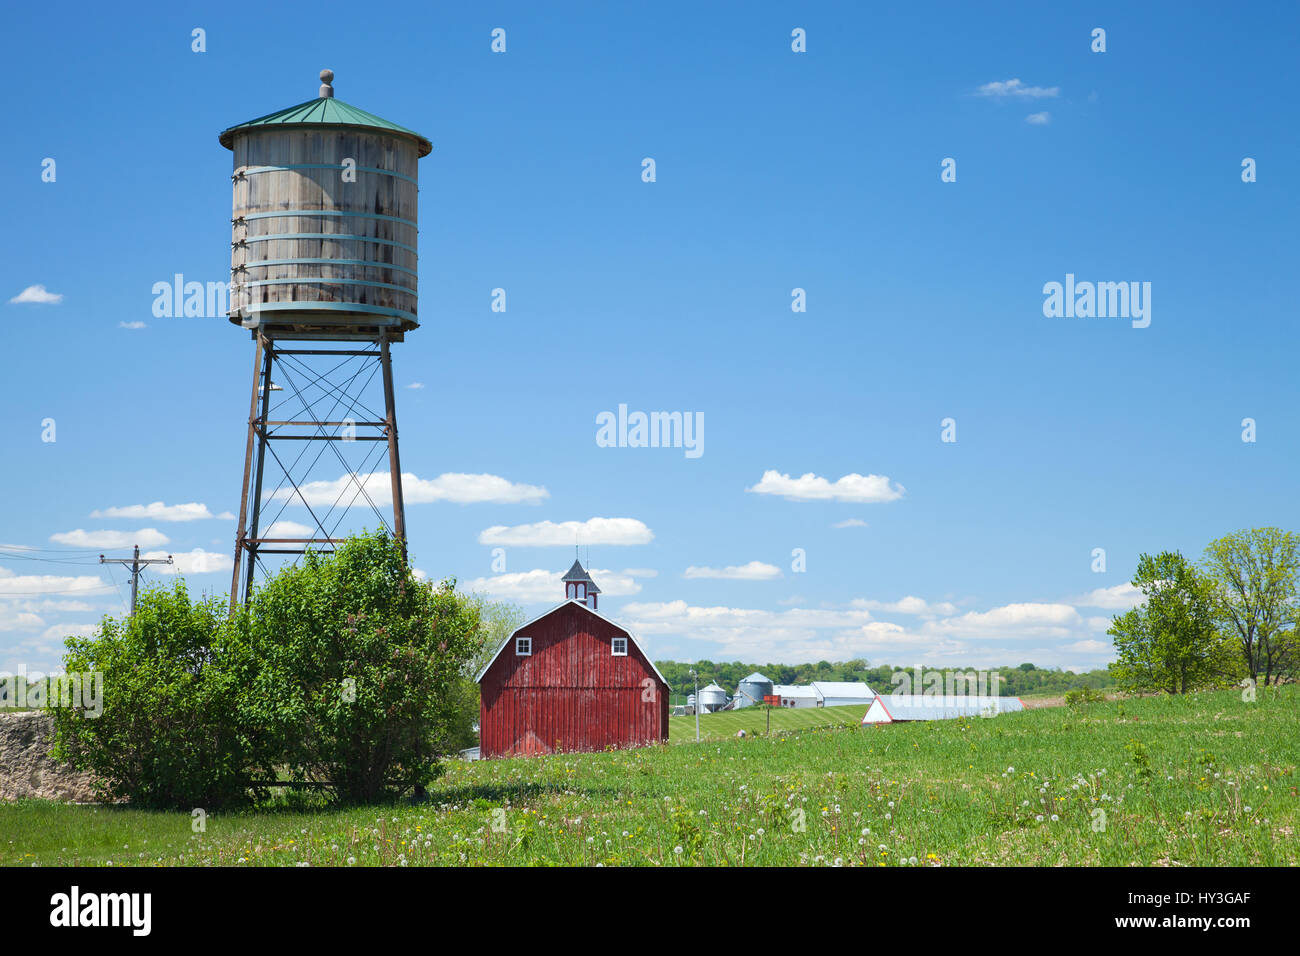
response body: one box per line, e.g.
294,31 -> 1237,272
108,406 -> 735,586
219,70 -> 432,607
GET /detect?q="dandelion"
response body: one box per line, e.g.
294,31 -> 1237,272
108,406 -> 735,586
1035,814 -> 1044,822
1050,814 -> 1059,822
673,845 -> 683,855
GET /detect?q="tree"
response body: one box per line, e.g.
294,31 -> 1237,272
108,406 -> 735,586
1108,551 -> 1236,694
442,597 -> 526,752
243,531 -> 481,804
1202,528 -> 1300,686
51,583 -> 271,809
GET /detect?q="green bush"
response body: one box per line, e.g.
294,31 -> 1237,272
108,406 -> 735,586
51,583 -> 271,809
50,531 -> 482,809
243,531 -> 481,804
1064,686 -> 1106,707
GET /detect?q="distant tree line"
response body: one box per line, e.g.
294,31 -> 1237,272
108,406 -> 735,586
1109,527 -> 1299,694
655,659 -> 1112,704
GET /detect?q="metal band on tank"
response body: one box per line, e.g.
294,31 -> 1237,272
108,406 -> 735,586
237,257 -> 418,278
235,233 -> 419,256
237,164 -> 420,186
240,301 -> 418,322
236,210 -> 418,229
240,277 -> 416,294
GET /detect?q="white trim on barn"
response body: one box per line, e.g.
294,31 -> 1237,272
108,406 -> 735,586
474,599 -> 670,688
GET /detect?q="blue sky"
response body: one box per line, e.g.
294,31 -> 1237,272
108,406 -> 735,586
2,1 -> 1297,675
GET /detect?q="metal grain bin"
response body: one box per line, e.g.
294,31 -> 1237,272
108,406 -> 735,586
218,70 -> 432,339
734,671 -> 773,709
697,683 -> 728,713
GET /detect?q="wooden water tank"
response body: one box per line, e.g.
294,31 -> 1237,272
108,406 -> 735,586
219,70 -> 432,339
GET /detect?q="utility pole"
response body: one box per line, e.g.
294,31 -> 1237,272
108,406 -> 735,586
691,668 -> 700,742
100,545 -> 173,615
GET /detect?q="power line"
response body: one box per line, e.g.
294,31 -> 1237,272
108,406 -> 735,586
100,545 -> 173,615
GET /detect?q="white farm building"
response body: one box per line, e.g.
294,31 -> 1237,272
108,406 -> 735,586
810,681 -> 876,708
772,684 -> 820,708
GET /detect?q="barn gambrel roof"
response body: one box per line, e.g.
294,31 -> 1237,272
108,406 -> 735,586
474,599 -> 668,687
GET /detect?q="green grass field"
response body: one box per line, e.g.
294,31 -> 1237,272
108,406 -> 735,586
2,686 -> 1296,866
669,704 -> 865,741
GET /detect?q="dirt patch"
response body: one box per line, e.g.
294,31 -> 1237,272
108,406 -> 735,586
0,711 -> 101,802
1022,696 -> 1065,709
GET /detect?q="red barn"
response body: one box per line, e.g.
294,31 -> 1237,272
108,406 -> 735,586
476,560 -> 670,758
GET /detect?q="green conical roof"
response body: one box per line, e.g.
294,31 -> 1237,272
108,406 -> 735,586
219,70 -> 432,156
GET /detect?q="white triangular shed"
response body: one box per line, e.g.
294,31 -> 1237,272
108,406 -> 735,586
862,695 -> 1027,724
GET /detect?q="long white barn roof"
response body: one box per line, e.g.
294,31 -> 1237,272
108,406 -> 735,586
810,681 -> 876,699
863,695 -> 1025,723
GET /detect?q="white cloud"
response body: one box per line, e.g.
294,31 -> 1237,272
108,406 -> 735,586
937,602 -> 1082,639
976,78 -> 1059,98
619,600 -> 878,661
406,382 -> 425,390
478,517 -> 653,547
90,501 -> 233,522
747,470 -> 904,503
833,518 -> 867,529
1025,111 -> 1051,125
850,596 -> 958,617
1065,639 -> 1110,653
683,561 -> 781,581
119,321 -> 146,330
39,623 -> 98,642
9,599 -> 95,614
463,567 -> 643,603
267,472 -> 548,507
9,284 -> 62,304
0,568 -> 110,597
1069,582 -> 1143,610
0,611 -> 45,632
263,520 -> 315,538
49,528 -> 170,549
616,595 -> 1113,669
141,549 -> 229,575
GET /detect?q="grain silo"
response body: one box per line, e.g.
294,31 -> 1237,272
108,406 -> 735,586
221,70 -> 432,606
697,683 -> 728,714
734,671 -> 774,709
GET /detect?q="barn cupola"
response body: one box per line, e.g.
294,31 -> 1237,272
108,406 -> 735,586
562,558 -> 601,610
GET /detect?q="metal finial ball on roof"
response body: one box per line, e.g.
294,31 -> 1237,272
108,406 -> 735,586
319,69 -> 334,98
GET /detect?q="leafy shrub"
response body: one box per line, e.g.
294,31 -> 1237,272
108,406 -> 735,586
243,531 -> 481,804
51,584 -> 271,809
1065,686 -> 1106,707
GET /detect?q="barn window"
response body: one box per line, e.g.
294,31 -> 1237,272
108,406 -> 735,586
516,636 -> 532,656
612,637 -> 628,656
